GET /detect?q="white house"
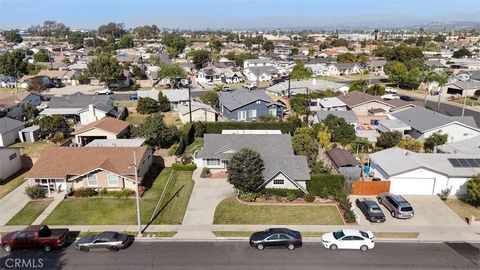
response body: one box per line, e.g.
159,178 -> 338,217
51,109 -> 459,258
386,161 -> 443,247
0,147 -> 22,182
243,66 -> 278,82
305,63 -> 329,77
369,147 -> 480,195
0,117 -> 25,147
243,58 -> 274,70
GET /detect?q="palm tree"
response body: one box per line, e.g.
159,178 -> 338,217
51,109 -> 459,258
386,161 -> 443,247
420,70 -> 438,105
434,73 -> 450,111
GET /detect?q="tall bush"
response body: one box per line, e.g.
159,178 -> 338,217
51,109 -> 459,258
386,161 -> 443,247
306,174 -> 345,198
25,185 -> 46,199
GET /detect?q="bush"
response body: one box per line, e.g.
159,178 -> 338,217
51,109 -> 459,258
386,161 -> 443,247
193,122 -> 206,137
73,187 -> 98,197
303,194 -> 315,202
109,189 -> 135,198
177,155 -> 193,165
204,122 -> 296,134
306,174 -> 345,198
167,144 -> 178,156
200,167 -> 211,178
286,191 -> 298,202
172,163 -> 197,171
99,188 -> 108,196
264,188 -> 304,198
25,185 -> 46,199
236,190 -> 259,202
51,131 -> 64,143
136,97 -> 159,114
335,192 -> 356,223
181,123 -> 195,145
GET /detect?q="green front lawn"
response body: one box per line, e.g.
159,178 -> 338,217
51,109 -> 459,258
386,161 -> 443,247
7,200 -> 52,225
214,197 -> 344,225
445,198 -> 480,221
0,169 -> 28,199
184,138 -> 204,157
43,168 -> 194,225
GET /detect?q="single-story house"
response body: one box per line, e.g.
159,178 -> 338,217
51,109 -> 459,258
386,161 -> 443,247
25,146 -> 153,195
0,147 -> 22,182
444,80 -> 480,97
331,63 -> 364,75
85,138 -> 146,147
338,91 -> 414,117
177,101 -> 217,123
195,134 -> 310,193
243,66 -> 279,82
0,117 -> 25,147
309,97 -> 347,111
161,89 -> 190,110
313,110 -> 359,127
73,117 -> 130,146
376,119 -> 412,134
218,90 -> 286,121
0,92 -> 42,120
369,147 -> 480,195
391,107 -> 479,143
243,58 -> 274,69
266,80 -> 349,96
436,135 -> 480,154
325,148 -> 361,181
36,70 -> 80,86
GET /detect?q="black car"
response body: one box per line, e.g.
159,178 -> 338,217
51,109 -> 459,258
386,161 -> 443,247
400,95 -> 415,101
74,231 -> 132,252
355,198 -> 386,223
249,228 -> 302,250
270,79 -> 283,86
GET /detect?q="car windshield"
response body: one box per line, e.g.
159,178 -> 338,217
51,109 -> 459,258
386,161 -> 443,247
401,207 -> 413,212
360,231 -> 369,238
333,231 -> 345,240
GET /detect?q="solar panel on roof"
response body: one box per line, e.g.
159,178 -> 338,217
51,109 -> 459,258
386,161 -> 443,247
466,159 -> 479,168
448,159 -> 462,167
458,159 -> 470,167
475,159 -> 480,166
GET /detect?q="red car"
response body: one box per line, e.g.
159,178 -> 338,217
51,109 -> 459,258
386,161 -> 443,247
1,225 -> 69,252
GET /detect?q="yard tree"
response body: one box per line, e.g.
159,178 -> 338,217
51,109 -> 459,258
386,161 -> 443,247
22,103 -> 39,121
0,49 -> 29,78
86,54 -> 123,84
397,137 -> 423,153
3,30 -> 23,43
227,148 -> 265,193
366,84 -> 385,96
433,35 -> 446,43
97,22 -> 125,38
36,115 -> 68,131
132,25 -> 160,39
243,37 -> 254,49
336,53 -> 357,63
200,91 -> 219,108
384,61 -> 408,88
157,64 -> 187,80
117,34 -> 134,48
132,113 -> 179,148
33,52 -> 49,62
424,132 -> 448,152
262,41 -> 274,53
67,31 -> 84,49
292,131 -> 319,164
317,130 -> 332,150
330,38 -> 349,47
191,50 -> 211,69
136,97 -> 160,114
290,61 -> 313,80
27,20 -> 70,38
466,174 -> 480,207
320,114 -> 356,145
158,92 -> 171,112
376,131 -> 402,149
210,39 -> 223,53
452,47 -> 472,58
225,52 -> 256,67
349,80 -> 368,92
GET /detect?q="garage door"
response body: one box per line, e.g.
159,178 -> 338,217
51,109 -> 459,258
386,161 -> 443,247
390,178 -> 435,195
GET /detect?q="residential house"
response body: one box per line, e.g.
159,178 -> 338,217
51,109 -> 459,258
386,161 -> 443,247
304,63 -> 329,77
161,89 -> 190,110
218,90 -> 285,121
196,68 -> 214,84
85,138 -> 146,147
177,101 -> 217,123
0,75 -> 16,88
266,80 -> 349,96
73,117 -> 130,146
0,147 -> 22,182
369,147 -> 480,195
436,135 -> 480,154
309,97 -> 347,111
313,110 -> 359,127
0,117 -> 25,147
243,66 -> 278,82
376,119 -> 412,134
337,91 -> 413,117
25,147 -> 153,195
243,58 -> 274,70
367,60 -> 387,75
444,80 -> 480,97
325,148 -> 361,181
391,107 -> 479,142
195,134 -> 310,193
332,63 -> 364,75
36,70 -> 80,86
0,92 -> 42,120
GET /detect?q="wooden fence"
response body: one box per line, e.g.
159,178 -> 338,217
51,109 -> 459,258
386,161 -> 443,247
350,181 -> 391,195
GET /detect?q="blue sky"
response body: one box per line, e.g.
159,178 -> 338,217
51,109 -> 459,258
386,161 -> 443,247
0,0 -> 479,29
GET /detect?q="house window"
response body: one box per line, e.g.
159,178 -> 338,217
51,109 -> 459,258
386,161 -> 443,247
248,109 -> 257,118
269,107 -> 277,116
256,100 -> 261,104
9,153 -> 17,160
86,174 -> 98,187
238,111 -> 247,121
273,179 -> 284,185
107,173 -> 118,187
207,159 -> 220,166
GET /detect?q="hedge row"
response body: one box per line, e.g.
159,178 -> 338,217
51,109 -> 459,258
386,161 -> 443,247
172,163 -> 197,171
306,174 -> 345,199
204,122 -> 296,134
264,188 -> 305,198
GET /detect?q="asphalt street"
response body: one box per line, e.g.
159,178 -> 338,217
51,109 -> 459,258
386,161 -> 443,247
1,242 -> 479,270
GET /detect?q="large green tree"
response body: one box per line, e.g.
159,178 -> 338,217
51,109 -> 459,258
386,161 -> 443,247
292,129 -> 319,164
0,50 -> 28,78
424,132 -> 448,152
466,174 -> 480,207
321,114 -> 356,145
3,30 -> 23,43
191,50 -> 211,69
136,97 -> 160,114
117,34 -> 134,48
453,47 -> 472,58
132,25 -> 160,39
290,61 -> 313,80
158,92 -> 171,112
86,54 -> 123,83
200,92 -> 219,108
67,31 -> 84,49
227,148 -> 265,193
376,131 -> 402,149
33,52 -> 49,62
97,22 -> 125,38
132,113 -> 179,148
262,41 -> 274,53
158,64 -> 187,80
36,115 -> 68,131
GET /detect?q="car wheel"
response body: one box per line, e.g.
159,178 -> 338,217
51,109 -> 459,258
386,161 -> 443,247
378,198 -> 382,204
360,245 -> 368,252
256,244 -> 264,250
391,210 -> 396,217
43,245 -> 52,252
3,244 -> 12,252
329,244 -> 337,251
287,244 -> 295,250
80,246 -> 89,252
109,246 -> 119,252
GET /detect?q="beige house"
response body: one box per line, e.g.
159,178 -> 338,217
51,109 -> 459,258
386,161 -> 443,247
73,117 -> 129,146
177,101 -> 217,123
25,146 -> 153,195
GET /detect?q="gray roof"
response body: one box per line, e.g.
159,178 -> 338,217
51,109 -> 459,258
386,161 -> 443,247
197,134 -> 310,181
218,90 -> 284,111
47,93 -> 113,111
376,119 -> 411,133
315,110 -> 359,124
436,135 -> 480,154
85,139 -> 145,147
266,80 -> 348,95
0,117 -> 24,134
333,63 -> 359,70
369,147 -> 480,177
391,107 -> 478,133
161,89 -> 189,102
449,80 -> 480,90
244,66 -> 278,75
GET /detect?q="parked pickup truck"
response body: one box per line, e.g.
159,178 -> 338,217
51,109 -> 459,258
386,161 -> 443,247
1,225 -> 70,252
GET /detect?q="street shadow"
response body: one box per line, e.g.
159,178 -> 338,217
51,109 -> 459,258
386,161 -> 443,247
0,246 -> 67,269
142,185 -> 184,233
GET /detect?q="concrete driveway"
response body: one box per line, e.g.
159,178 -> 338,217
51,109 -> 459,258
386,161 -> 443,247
352,195 -> 466,227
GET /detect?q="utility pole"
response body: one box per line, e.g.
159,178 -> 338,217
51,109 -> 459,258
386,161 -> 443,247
130,149 -> 142,236
305,86 -> 310,124
461,72 -> 471,117
287,75 -> 291,99
188,78 -> 192,122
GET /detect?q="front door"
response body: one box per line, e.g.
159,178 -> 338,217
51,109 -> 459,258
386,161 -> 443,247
237,111 -> 246,121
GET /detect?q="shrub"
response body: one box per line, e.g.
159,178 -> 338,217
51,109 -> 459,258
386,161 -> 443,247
110,189 -> 136,198
51,131 -> 64,143
335,192 -> 356,223
193,122 -> 206,137
99,188 -> 108,196
307,174 -> 345,198
264,188 -> 304,198
204,122 -> 296,134
25,185 -> 46,199
178,155 -> 193,165
466,174 -> 480,206
167,144 -> 178,156
136,97 -> 159,114
172,163 -> 197,171
200,167 -> 211,178
286,191 -> 298,202
236,190 -> 259,202
303,194 -> 315,202
73,187 -> 98,197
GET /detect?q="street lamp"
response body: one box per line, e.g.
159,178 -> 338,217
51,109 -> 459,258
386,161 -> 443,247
459,72 -> 471,117
129,149 -> 142,236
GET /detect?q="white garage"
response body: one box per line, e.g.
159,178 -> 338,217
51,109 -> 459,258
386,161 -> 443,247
390,178 -> 436,195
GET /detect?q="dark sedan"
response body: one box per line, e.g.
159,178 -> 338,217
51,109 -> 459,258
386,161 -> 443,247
400,95 -> 415,101
249,228 -> 302,250
75,231 -> 132,252
356,198 -> 386,223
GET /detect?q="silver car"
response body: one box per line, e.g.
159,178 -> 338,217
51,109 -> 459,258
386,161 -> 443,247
377,193 -> 414,219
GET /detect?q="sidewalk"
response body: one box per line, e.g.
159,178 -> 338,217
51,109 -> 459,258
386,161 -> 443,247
32,193 -> 65,225
397,89 -> 480,113
0,181 -> 29,225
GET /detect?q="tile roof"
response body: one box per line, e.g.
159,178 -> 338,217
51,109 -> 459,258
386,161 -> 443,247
73,117 -> 129,135
25,146 -> 148,180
